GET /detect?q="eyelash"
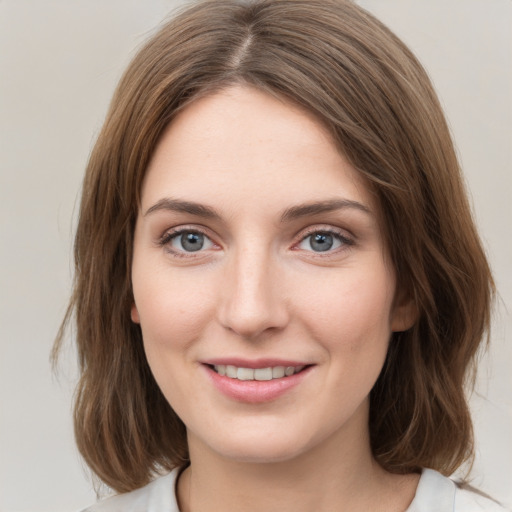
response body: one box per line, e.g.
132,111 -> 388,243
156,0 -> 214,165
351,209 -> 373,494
158,227 -> 214,258
296,227 -> 354,254
158,226 -> 354,257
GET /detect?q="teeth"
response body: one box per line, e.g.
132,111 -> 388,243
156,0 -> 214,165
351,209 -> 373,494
213,364 -> 305,380
272,366 -> 285,378
254,367 -> 273,381
226,365 -> 237,378
237,367 -> 254,380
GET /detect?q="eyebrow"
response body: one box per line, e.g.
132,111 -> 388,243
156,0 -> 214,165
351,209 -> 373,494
144,198 -> 221,219
280,198 -> 372,222
144,197 -> 371,221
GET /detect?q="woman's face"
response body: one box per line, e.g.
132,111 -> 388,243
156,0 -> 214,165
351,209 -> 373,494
131,86 -> 414,464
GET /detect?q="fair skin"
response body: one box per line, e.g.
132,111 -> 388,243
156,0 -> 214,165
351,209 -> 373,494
131,85 -> 418,511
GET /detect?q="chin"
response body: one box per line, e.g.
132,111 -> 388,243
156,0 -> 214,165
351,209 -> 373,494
204,428 -> 316,464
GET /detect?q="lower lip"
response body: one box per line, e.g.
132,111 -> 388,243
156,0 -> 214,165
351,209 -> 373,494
204,365 -> 313,404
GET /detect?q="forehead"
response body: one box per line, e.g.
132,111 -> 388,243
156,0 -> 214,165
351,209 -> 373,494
141,85 -> 377,219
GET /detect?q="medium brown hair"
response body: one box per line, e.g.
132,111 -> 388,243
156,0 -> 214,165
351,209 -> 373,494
54,0 -> 494,493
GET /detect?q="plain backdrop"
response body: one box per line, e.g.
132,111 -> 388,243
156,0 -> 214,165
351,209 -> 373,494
0,1 -> 511,511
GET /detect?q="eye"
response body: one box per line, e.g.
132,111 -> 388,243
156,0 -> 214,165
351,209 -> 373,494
164,230 -> 215,253
297,230 -> 351,253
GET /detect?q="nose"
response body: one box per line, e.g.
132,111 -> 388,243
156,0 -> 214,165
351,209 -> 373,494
217,246 -> 289,340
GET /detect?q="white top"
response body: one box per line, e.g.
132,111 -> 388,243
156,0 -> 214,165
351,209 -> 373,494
81,468 -> 508,512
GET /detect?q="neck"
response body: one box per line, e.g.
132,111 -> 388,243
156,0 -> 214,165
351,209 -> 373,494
176,414 -> 419,512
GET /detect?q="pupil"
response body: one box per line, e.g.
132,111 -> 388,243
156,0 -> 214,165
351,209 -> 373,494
311,233 -> 333,252
181,232 -> 204,252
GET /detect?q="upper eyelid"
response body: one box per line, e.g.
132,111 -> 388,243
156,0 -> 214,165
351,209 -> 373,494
296,224 -> 354,240
160,224 -> 213,239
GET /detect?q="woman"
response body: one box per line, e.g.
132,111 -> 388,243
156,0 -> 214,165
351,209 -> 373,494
54,0 -> 505,510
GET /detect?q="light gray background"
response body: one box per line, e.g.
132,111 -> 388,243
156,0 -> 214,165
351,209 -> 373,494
0,1 -> 510,511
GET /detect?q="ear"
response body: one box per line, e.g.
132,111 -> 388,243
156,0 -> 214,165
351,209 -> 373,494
131,302 -> 140,324
390,289 -> 418,332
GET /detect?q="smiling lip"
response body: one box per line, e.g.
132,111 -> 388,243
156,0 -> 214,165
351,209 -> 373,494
201,358 -> 313,403
203,357 -> 310,369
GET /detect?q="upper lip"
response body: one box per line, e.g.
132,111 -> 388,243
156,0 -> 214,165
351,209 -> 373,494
202,358 -> 312,369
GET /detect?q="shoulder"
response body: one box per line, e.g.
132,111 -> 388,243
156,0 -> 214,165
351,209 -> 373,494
408,468 -> 509,512
80,469 -> 180,512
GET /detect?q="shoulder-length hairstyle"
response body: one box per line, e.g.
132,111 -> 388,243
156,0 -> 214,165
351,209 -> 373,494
54,0 -> 494,494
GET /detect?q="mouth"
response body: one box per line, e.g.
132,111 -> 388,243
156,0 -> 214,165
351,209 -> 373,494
202,359 -> 314,403
209,364 -> 308,381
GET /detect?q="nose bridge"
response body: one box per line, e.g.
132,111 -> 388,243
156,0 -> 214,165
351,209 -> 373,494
219,241 -> 287,339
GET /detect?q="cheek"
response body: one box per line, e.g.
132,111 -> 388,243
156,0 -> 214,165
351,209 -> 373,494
133,267 -> 217,352
132,270 -> 217,408
298,265 -> 396,354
